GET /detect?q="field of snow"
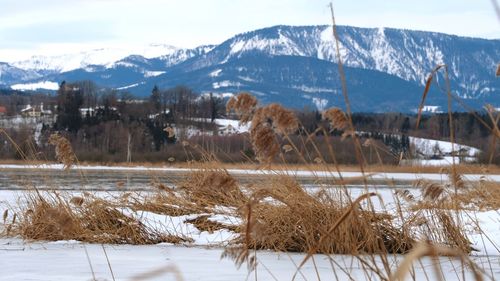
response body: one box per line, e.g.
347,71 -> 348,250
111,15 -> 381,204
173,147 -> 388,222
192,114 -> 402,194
1,185 -> 499,280
410,137 -> 480,157
1,237 -> 498,281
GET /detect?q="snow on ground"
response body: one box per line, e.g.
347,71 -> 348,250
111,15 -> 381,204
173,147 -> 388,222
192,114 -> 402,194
1,237 -> 498,281
1,186 -> 499,281
1,185 -> 499,255
410,137 -> 480,157
10,81 -> 59,91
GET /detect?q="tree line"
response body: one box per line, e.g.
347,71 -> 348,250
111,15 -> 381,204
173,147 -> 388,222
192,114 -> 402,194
0,82 -> 498,164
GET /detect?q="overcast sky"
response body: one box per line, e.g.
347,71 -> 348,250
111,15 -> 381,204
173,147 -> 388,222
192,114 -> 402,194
0,0 -> 498,62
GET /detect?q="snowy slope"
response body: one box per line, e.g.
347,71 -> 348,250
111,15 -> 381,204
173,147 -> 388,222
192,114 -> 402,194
182,25 -> 499,100
0,62 -> 43,85
10,44 -> 179,73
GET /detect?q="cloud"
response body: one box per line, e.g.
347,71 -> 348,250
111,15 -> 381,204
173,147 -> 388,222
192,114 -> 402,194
0,0 -> 497,62
0,20 -> 117,47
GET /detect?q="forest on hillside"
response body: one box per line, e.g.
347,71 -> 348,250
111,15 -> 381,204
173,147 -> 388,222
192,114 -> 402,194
0,81 -> 498,164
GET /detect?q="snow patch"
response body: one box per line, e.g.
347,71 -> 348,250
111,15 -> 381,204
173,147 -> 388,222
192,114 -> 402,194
212,80 -> 242,89
143,71 -> 165,78
410,136 -> 480,157
11,81 -> 59,91
209,69 -> 222,77
293,85 -> 336,93
421,105 -> 443,113
312,98 -> 328,111
117,83 -> 142,90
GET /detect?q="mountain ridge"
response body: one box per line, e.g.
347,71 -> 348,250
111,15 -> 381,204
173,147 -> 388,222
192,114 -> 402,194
1,24 -> 498,112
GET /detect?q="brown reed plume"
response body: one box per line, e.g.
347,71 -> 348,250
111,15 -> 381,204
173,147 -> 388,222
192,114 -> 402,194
322,107 -> 349,131
227,93 -> 299,163
226,92 -> 258,124
48,133 -> 77,170
249,103 -> 299,162
251,103 -> 299,135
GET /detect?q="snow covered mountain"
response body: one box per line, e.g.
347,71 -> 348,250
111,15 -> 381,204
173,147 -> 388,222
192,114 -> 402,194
10,44 -> 180,73
179,25 -> 499,100
1,25 -> 498,112
0,62 -> 43,85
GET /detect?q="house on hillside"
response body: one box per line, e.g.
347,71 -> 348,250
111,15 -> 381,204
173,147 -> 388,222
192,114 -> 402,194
0,106 -> 6,116
20,103 -> 53,118
218,124 -> 239,135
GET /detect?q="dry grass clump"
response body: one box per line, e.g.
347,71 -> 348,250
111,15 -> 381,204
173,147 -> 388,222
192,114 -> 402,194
127,183 -> 201,216
178,168 -> 246,207
13,192 -> 180,244
130,192 -> 197,217
454,180 -> 500,210
238,176 -> 414,254
186,215 -> 239,233
410,175 -> 500,211
394,182 -> 474,253
48,133 -> 77,170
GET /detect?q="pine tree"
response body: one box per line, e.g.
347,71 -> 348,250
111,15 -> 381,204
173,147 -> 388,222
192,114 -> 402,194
149,85 -> 161,113
54,81 -> 83,133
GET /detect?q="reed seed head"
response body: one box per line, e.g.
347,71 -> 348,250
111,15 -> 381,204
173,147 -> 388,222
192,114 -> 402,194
48,133 -> 76,170
226,93 -> 258,124
322,107 -> 349,131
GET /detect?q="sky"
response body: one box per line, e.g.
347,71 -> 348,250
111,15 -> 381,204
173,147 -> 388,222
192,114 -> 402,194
0,0 -> 498,62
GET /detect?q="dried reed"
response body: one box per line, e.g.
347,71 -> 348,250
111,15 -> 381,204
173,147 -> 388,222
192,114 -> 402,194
13,192 -> 181,244
226,93 -> 258,124
390,241 -> 484,281
48,133 -> 77,170
322,107 -> 349,132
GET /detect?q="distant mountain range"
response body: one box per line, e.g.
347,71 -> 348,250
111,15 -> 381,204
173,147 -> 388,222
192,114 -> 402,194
0,25 -> 499,112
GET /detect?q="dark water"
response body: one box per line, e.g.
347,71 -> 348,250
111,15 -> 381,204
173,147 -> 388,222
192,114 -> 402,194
0,169 -> 180,191
0,168 -> 411,191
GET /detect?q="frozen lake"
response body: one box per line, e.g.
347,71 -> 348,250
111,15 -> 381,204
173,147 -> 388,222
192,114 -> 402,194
0,166 -> 419,191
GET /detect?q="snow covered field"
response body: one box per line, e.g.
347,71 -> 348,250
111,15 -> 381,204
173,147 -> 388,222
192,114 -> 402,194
1,185 -> 499,280
1,237 -> 499,281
